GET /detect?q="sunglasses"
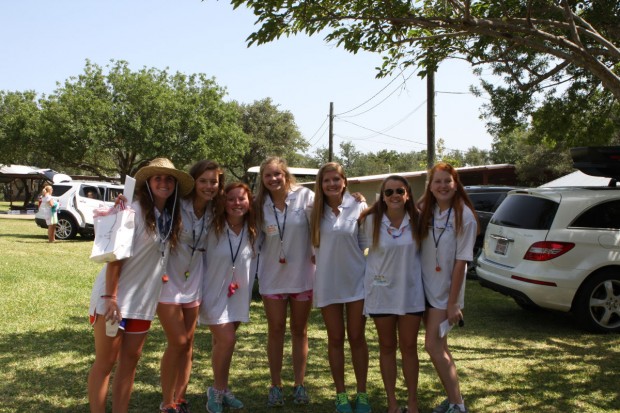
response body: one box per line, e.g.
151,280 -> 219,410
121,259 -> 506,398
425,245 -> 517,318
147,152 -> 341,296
384,188 -> 406,197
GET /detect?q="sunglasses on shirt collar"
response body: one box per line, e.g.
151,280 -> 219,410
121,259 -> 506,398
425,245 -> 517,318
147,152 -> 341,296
384,188 -> 406,197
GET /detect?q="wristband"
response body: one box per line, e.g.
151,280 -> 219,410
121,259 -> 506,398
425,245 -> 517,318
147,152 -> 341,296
100,295 -> 117,300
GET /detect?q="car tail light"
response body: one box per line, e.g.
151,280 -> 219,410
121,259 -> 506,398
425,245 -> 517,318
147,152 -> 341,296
523,241 -> 575,261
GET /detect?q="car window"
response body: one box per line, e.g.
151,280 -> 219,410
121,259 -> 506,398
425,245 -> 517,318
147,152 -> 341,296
52,185 -> 73,197
105,188 -> 124,202
491,194 -> 559,230
81,186 -> 101,200
571,200 -> 620,229
468,192 -> 503,212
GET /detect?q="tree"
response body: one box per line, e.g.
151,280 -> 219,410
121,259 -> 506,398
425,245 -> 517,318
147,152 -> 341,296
232,0 -> 620,146
0,90 -> 41,166
229,98 -> 308,181
37,60 -> 247,180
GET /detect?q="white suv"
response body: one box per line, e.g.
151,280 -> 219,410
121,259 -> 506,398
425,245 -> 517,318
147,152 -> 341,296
35,180 -> 124,240
476,147 -> 620,333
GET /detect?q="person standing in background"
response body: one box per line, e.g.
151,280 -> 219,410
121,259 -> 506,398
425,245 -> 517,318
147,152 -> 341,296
359,175 -> 425,413
417,163 -> 478,413
310,162 -> 372,413
158,160 -> 224,413
254,156 -> 315,407
40,185 -> 58,243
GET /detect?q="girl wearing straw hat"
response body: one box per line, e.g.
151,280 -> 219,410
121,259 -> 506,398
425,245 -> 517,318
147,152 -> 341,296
87,158 -> 193,413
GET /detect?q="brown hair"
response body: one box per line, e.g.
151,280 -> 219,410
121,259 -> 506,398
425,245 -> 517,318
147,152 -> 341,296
359,175 -> 419,247
310,162 -> 348,248
254,156 -> 297,227
416,162 -> 480,241
186,159 -> 225,216
136,176 -> 183,249
213,182 -> 258,254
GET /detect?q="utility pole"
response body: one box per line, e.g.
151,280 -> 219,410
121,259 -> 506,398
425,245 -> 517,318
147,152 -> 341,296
427,67 -> 435,169
328,102 -> 334,162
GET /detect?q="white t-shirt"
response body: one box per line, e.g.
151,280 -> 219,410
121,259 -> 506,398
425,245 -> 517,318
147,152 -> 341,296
41,194 -> 52,220
257,186 -> 315,295
313,192 -> 367,308
420,204 -> 477,309
199,223 -> 255,325
361,213 -> 425,315
160,198 -> 212,304
89,202 -> 171,320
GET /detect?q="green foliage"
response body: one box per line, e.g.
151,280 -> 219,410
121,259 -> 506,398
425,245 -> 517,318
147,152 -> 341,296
228,98 -> 308,181
231,0 -> 620,150
1,217 -> 619,412
0,90 -> 41,166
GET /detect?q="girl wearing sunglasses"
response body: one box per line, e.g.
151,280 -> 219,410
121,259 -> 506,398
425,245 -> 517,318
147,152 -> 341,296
359,175 -> 425,413
416,163 -> 478,413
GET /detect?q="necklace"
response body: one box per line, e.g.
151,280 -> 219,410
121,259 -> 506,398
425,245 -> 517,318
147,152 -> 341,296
226,225 -> 245,297
272,199 -> 288,264
432,205 -> 452,272
185,210 -> 207,280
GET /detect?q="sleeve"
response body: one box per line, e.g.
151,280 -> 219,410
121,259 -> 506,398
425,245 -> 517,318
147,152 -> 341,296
455,208 -> 477,261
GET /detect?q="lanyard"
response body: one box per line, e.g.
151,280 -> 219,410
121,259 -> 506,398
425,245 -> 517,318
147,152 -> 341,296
184,213 -> 207,280
227,225 -> 246,273
432,206 -> 452,272
272,202 -> 288,263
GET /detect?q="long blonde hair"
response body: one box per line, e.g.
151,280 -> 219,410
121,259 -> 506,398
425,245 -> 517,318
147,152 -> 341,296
254,156 -> 297,227
310,162 -> 347,248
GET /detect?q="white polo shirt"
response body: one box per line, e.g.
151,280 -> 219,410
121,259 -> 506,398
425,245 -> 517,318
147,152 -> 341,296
313,193 -> 367,308
89,202 -> 170,320
257,186 -> 315,295
200,222 -> 255,325
421,204 -> 477,309
160,198 -> 212,304
361,213 -> 425,315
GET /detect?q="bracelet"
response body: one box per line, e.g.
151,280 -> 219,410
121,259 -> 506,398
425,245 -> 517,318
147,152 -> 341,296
100,295 -> 117,300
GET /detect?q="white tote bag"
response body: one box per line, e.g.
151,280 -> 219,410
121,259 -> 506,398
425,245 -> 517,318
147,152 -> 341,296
90,204 -> 136,263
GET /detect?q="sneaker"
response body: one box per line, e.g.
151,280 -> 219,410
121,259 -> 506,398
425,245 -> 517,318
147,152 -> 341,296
354,392 -> 371,413
159,402 -> 178,413
176,399 -> 190,413
432,399 -> 450,413
223,388 -> 244,409
292,384 -> 309,405
267,385 -> 284,407
206,387 -> 224,413
445,405 -> 468,413
335,392 -> 352,413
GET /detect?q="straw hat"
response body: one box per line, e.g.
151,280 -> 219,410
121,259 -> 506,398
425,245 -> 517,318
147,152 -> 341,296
134,158 -> 194,196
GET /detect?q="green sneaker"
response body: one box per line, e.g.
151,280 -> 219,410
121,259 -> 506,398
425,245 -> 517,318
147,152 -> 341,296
206,387 -> 224,413
223,388 -> 244,409
445,405 -> 468,413
432,399 -> 450,413
354,392 -> 371,413
268,385 -> 284,407
335,392 -> 352,413
292,384 -> 309,405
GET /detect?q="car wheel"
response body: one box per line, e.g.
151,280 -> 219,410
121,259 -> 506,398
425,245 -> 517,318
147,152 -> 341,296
574,270 -> 620,333
55,214 -> 78,240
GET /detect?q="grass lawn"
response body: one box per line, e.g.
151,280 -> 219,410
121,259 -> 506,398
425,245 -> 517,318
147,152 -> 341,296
0,217 -> 618,412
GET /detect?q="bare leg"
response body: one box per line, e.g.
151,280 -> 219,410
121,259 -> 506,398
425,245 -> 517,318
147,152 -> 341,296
209,322 -> 238,390
262,297 -> 288,386
321,304 -> 346,393
398,315 -> 422,413
88,316 -> 121,413
345,299 -> 368,393
111,331 -> 148,413
373,315 -> 399,413
289,297 -> 312,386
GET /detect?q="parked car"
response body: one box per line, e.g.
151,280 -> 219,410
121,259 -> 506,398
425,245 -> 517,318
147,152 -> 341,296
464,186 -> 521,275
476,147 -> 620,333
35,180 -> 123,240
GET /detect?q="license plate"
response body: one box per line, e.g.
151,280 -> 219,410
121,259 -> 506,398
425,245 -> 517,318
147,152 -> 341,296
495,238 -> 508,255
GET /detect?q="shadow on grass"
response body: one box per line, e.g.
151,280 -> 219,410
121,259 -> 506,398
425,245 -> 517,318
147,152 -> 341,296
0,283 -> 618,412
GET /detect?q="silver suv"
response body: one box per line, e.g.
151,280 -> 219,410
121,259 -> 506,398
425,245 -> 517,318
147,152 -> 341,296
35,180 -> 123,240
476,147 -> 620,333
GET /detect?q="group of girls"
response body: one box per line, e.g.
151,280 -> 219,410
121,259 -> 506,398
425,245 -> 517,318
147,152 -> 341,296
86,156 -> 477,413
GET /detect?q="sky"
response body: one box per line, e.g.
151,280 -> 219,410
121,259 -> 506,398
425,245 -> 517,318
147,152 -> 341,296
0,0 -> 495,157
